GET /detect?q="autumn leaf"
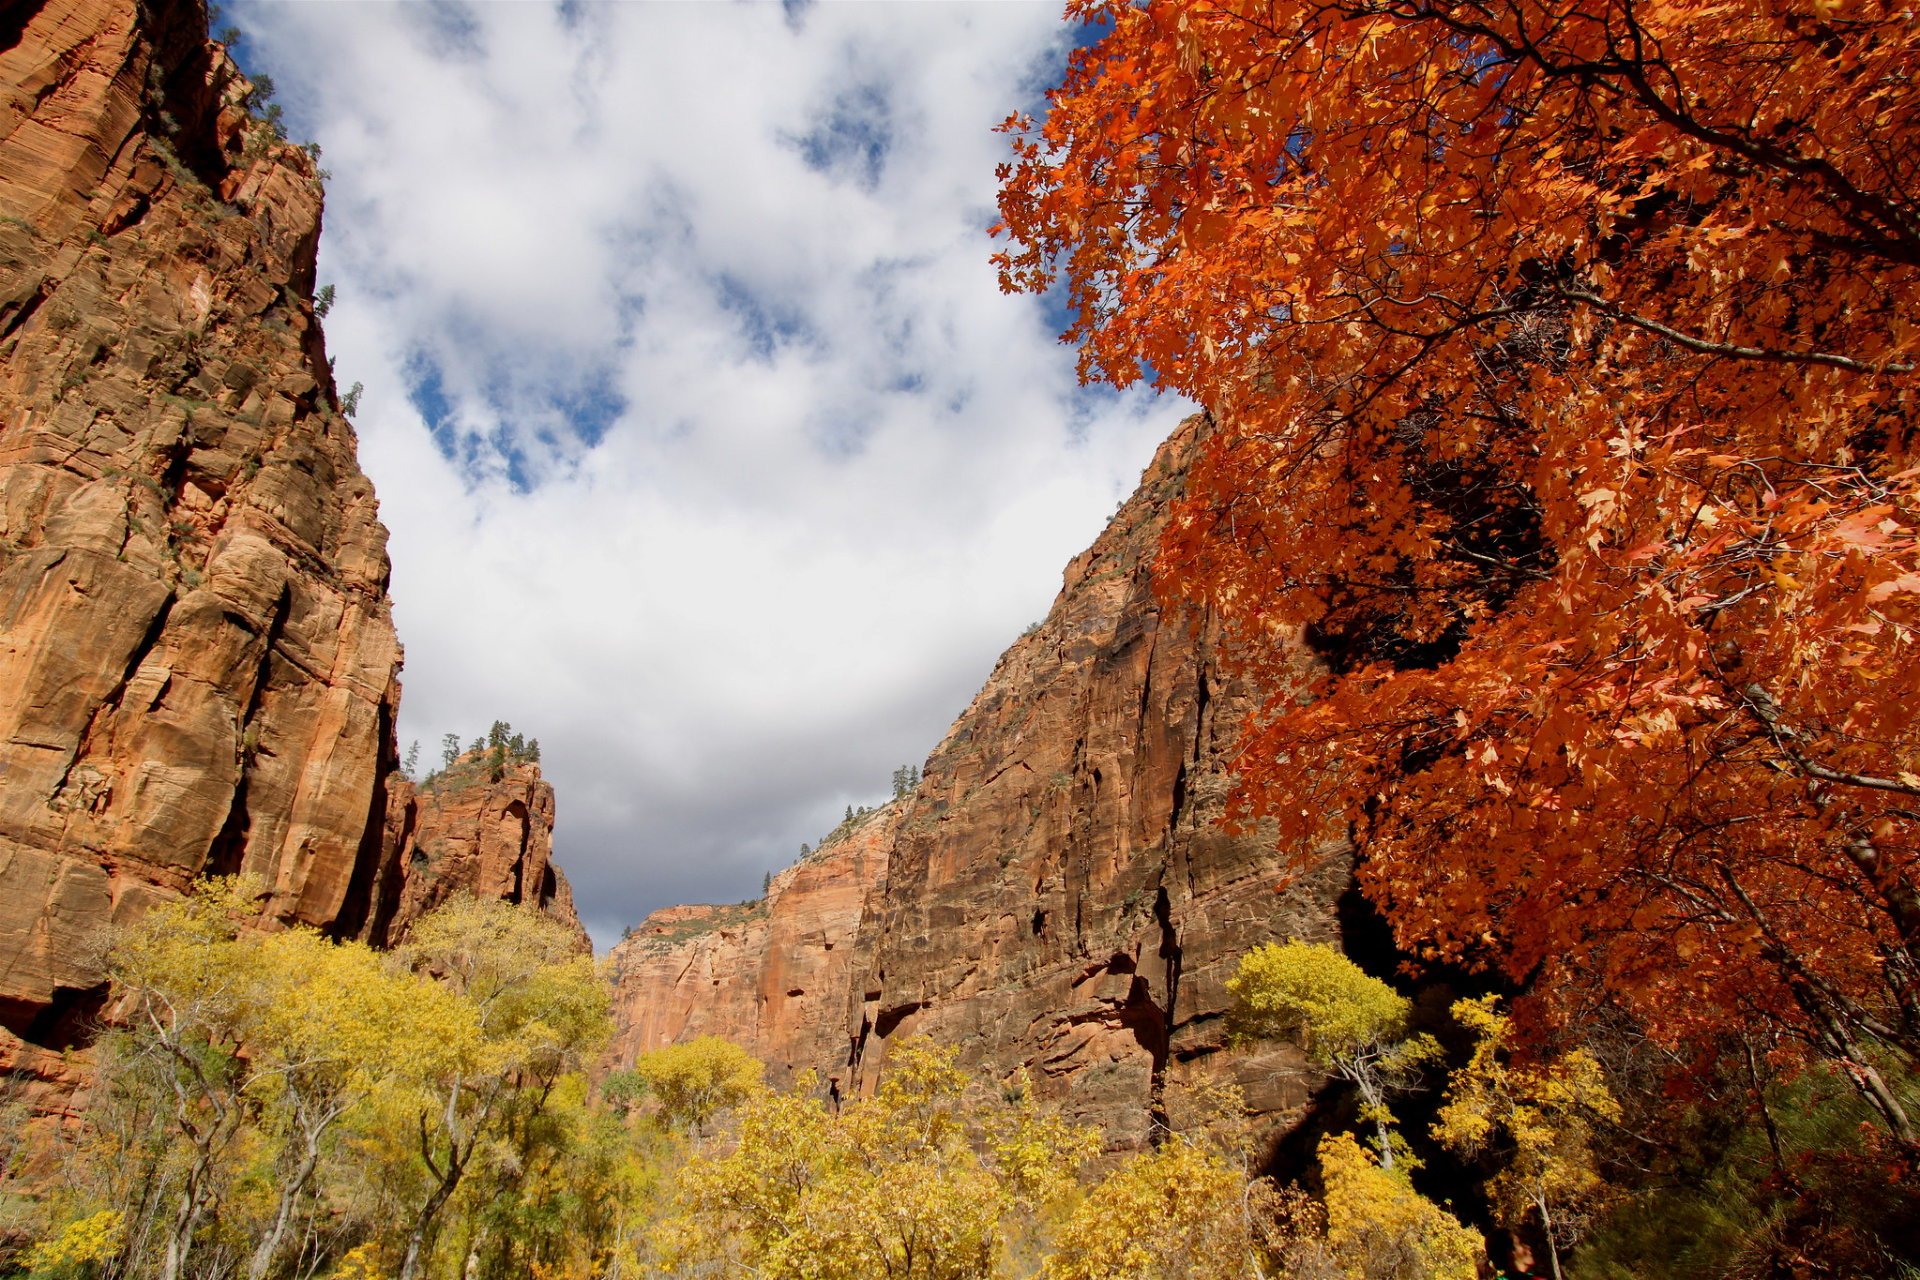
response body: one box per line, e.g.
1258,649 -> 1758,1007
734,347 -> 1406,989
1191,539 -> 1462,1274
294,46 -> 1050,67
997,0 -> 1920,1148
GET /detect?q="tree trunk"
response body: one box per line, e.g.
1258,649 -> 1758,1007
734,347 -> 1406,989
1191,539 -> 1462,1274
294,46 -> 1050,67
1537,1190 -> 1563,1280
1350,1071 -> 1394,1170
158,1166 -> 211,1280
248,1136 -> 323,1280
399,1171 -> 462,1280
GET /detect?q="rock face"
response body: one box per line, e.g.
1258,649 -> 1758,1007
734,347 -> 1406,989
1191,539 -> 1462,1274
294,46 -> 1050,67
607,805 -> 897,1092
374,755 -> 589,951
614,420 -> 1344,1147
0,0 -> 583,1086
0,0 -> 399,1051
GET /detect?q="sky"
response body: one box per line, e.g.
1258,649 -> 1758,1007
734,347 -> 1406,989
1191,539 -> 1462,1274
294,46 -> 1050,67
225,0 -> 1191,949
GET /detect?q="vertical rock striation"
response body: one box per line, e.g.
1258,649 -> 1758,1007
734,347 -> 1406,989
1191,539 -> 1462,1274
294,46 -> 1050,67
606,805 -> 897,1093
611,419 -> 1345,1146
843,418 -> 1344,1146
0,0 -> 584,1094
0,0 -> 399,1053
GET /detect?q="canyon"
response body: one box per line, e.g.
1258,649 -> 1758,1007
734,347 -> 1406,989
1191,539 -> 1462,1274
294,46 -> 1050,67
609,418 -> 1347,1147
0,0 -> 579,1116
1,0 -> 1335,1155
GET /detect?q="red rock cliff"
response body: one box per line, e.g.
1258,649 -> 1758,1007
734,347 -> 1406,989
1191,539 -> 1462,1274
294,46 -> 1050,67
373,754 -> 589,950
0,0 -> 583,1096
607,804 -> 897,1092
0,0 -> 402,1049
614,420 -> 1344,1146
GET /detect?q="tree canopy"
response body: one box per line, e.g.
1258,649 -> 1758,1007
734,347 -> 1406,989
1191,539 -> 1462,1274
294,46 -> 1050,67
613,1036 -> 765,1135
1434,997 -> 1620,1280
1228,941 -> 1439,1167
22,886 -> 613,1280
995,0 -> 1920,1147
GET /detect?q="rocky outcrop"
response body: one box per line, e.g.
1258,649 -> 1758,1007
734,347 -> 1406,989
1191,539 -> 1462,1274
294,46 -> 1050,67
616,420 -> 1344,1147
607,805 -> 897,1092
0,0 -> 584,1094
848,419 -> 1344,1146
0,0 -> 400,1058
371,755 -> 589,950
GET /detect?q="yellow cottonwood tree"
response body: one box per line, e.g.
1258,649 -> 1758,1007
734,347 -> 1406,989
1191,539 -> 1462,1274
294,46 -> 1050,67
103,878 -> 267,1280
33,888 -> 635,1280
1319,1133 -> 1483,1280
238,928 -> 463,1280
1228,942 -> 1439,1168
653,1038 -> 1097,1280
1040,1137 -> 1276,1280
387,898 -> 608,1280
617,1036 -> 765,1135
1433,997 -> 1620,1280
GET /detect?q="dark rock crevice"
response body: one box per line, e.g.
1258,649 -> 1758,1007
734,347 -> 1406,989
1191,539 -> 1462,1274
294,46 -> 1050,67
331,693 -> 397,942
504,799 -> 531,903
873,999 -> 923,1040
1145,884 -> 1184,1142
0,0 -> 38,58
203,585 -> 289,880
0,980 -> 108,1051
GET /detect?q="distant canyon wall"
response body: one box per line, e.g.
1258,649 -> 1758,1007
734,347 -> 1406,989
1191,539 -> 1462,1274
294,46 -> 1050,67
608,805 -> 897,1093
610,419 -> 1347,1147
380,755 -> 586,952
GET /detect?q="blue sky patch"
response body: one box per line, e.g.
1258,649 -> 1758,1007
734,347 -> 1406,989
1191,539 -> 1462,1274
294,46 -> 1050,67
404,351 -> 456,443
792,82 -> 892,191
553,374 -> 626,450
406,350 -> 623,489
715,273 -> 812,363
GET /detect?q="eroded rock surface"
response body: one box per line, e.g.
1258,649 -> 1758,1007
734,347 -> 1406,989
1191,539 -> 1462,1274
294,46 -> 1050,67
373,756 -> 589,951
615,420 -> 1343,1146
607,805 -> 897,1092
0,0 -> 583,1092
0,0 -> 399,1054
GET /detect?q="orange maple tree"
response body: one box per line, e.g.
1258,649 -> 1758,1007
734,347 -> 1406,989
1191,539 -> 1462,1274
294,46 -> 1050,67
996,0 -> 1920,1143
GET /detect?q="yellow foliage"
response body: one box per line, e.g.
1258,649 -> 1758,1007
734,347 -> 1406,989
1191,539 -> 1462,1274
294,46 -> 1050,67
1040,1138 -> 1268,1280
1320,1132 -> 1483,1280
1433,997 -> 1621,1273
1228,942 -> 1410,1063
653,1038 -> 1099,1280
327,1242 -> 390,1280
404,897 -> 605,1039
1229,942 -> 1439,1168
84,887 -> 622,1280
28,1209 -> 125,1271
625,1035 -> 765,1133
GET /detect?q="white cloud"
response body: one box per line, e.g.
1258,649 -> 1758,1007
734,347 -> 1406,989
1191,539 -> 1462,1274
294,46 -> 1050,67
230,0 -> 1191,947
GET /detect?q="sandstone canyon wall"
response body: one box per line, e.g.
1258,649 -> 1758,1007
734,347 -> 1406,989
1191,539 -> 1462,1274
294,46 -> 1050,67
607,804 -> 898,1093
0,0 -> 580,1108
612,420 -> 1346,1148
378,755 -> 588,951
